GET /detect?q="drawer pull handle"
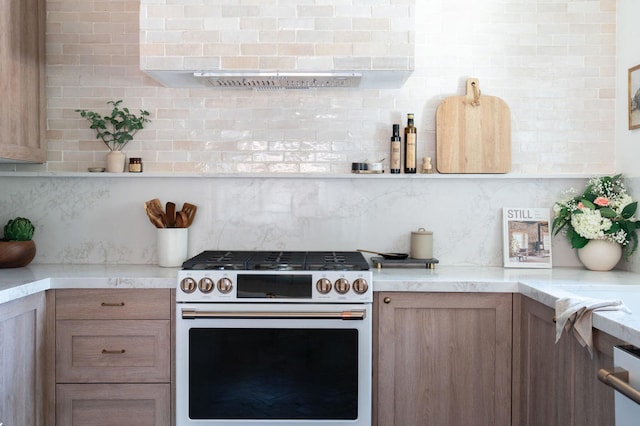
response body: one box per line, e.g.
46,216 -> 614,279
101,302 -> 125,307
598,367 -> 640,405
102,349 -> 126,355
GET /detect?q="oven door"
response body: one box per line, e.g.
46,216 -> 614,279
176,302 -> 372,425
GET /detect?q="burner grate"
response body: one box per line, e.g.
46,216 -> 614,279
182,251 -> 370,271
181,251 -> 253,270
306,251 -> 370,271
248,251 -> 307,271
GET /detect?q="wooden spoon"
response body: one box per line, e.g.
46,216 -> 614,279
144,202 -> 165,228
165,202 -> 176,228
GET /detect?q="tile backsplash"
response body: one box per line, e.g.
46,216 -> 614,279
0,175 -> 598,268
8,0 -> 612,175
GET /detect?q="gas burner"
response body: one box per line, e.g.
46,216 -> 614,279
182,250 -> 370,271
305,251 -> 370,271
181,251 -> 252,270
247,251 -> 307,271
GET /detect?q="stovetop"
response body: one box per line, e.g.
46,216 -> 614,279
182,250 -> 370,271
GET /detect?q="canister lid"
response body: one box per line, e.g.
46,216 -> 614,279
412,227 -> 432,235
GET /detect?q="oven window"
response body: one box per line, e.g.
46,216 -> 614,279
189,328 -> 359,420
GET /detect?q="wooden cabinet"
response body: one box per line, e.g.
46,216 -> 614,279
0,292 -> 46,426
513,294 -> 624,426
374,292 -> 513,426
0,0 -> 46,162
54,289 -> 173,426
56,384 -> 171,426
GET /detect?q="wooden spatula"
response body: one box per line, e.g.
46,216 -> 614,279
182,203 -> 198,227
165,202 -> 176,228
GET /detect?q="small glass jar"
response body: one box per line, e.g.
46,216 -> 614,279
129,157 -> 143,173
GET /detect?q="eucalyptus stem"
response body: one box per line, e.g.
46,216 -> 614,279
76,100 -> 151,151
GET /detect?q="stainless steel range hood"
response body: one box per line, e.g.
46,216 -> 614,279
195,71 -> 361,90
143,70 -> 413,90
140,0 -> 415,90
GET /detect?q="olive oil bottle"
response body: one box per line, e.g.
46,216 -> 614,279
390,124 -> 401,174
404,113 -> 417,173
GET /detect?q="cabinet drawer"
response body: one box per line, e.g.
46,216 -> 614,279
56,320 -> 170,383
56,289 -> 170,320
56,383 -> 170,426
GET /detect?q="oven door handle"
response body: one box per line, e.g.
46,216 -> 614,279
181,309 -> 366,320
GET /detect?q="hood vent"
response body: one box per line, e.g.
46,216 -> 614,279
195,72 -> 361,90
140,0 -> 415,90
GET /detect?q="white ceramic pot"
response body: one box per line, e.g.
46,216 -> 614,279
577,239 -> 622,271
106,150 -> 126,173
157,228 -> 188,267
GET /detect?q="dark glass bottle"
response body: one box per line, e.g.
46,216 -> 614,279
390,124 -> 401,174
404,113 -> 417,173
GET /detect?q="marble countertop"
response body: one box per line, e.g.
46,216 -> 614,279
3,263 -> 640,346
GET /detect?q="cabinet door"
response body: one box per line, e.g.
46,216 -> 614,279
56,319 -> 170,383
513,293 -> 566,425
56,383 -> 171,426
375,292 -> 512,426
571,329 -> 620,426
0,0 -> 46,162
514,295 -> 622,426
0,292 -> 46,426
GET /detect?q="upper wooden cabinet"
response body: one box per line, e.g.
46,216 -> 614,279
0,0 -> 46,163
374,292 -> 513,426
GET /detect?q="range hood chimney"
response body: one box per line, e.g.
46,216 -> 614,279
140,0 -> 415,89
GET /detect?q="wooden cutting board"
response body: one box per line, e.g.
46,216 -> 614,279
436,78 -> 511,173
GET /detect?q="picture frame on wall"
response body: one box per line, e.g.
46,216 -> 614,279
629,64 -> 640,130
502,207 -> 552,269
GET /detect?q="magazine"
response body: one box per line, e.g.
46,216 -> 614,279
503,207 -> 552,268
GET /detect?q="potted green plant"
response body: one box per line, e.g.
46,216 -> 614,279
0,217 -> 36,268
76,100 -> 151,172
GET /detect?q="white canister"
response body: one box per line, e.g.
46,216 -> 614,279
157,228 -> 188,267
410,228 -> 433,260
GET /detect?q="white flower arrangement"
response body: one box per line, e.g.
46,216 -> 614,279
553,174 -> 640,258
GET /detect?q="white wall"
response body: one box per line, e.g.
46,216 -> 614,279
3,0 -> 638,270
0,0 -> 618,175
616,0 -> 640,177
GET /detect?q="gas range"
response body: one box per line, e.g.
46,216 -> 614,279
177,250 -> 373,303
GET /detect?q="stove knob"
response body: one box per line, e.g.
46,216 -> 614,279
352,278 -> 369,294
180,277 -> 197,294
334,278 -> 350,294
198,277 -> 215,294
316,278 -> 332,294
217,277 -> 233,294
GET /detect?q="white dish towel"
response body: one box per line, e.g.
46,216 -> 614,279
555,296 -> 631,357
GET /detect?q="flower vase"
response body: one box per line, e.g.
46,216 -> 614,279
106,151 -> 126,173
577,240 -> 622,271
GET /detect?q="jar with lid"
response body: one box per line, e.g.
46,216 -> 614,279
410,228 -> 433,259
128,157 -> 143,173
